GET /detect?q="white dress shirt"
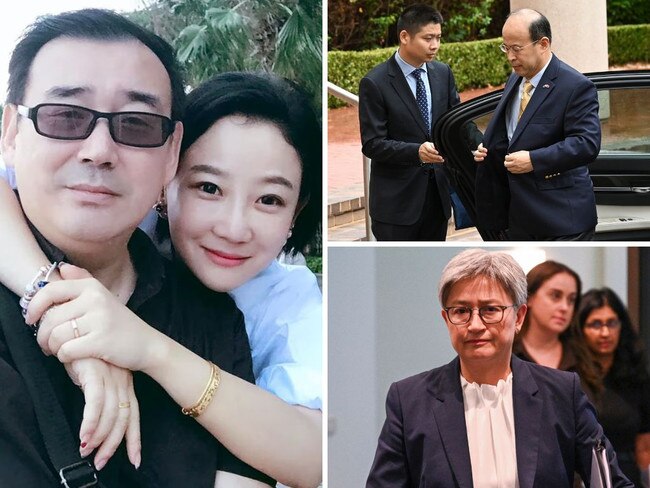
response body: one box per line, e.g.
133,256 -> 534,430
395,49 -> 432,121
461,372 -> 519,488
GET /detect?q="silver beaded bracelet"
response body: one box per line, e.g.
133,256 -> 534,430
19,262 -> 61,322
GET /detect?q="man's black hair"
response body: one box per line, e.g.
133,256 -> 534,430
6,8 -> 185,120
508,9 -> 552,43
396,4 -> 444,36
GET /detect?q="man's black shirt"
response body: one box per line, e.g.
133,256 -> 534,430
0,228 -> 274,487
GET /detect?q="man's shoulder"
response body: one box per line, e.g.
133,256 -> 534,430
552,56 -> 593,85
363,54 -> 396,81
426,59 -> 452,73
163,259 -> 240,313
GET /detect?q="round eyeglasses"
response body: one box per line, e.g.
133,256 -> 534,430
444,305 -> 517,326
17,103 -> 175,148
584,318 -> 621,331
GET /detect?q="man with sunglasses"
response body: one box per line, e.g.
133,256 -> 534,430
0,9 -> 271,487
473,9 -> 601,241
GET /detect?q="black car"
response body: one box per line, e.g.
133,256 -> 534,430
434,70 -> 650,241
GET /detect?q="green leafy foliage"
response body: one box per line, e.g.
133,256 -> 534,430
443,0 -> 495,43
607,0 -> 650,25
607,24 -> 650,64
328,0 -> 508,50
130,0 -> 322,105
305,255 -> 322,274
328,38 -> 510,108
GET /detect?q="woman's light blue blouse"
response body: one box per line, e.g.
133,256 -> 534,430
230,260 -> 322,410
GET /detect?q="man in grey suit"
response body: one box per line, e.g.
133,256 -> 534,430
359,5 -> 470,241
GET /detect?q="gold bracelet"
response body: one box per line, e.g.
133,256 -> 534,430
182,361 -> 221,418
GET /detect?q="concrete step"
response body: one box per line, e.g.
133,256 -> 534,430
327,195 -> 366,229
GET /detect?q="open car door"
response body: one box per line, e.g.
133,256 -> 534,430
434,70 -> 650,241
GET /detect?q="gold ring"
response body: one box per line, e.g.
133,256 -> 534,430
71,318 -> 80,339
118,401 -> 131,409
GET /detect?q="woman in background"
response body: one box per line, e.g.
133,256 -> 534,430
577,287 -> 650,486
513,260 -> 601,399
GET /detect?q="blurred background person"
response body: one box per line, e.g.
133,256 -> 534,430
513,260 -> 601,399
577,287 -> 650,486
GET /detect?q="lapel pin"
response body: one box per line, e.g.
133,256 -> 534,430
543,84 -> 550,88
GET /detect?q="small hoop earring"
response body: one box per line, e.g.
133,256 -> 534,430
154,187 -> 168,219
154,200 -> 168,219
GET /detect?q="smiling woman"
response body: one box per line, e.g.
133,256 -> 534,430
167,116 -> 303,292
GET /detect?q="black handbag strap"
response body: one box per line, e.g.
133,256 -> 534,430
0,295 -> 101,488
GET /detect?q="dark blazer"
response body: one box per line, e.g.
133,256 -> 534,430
366,355 -> 632,488
475,54 -> 600,236
358,54 -> 461,225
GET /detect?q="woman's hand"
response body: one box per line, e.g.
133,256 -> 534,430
25,264 -> 143,470
25,264 -> 165,372
65,358 -> 141,470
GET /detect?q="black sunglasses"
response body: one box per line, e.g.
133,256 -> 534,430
17,103 -> 176,148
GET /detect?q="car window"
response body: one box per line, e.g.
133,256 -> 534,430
599,87 -> 650,155
473,113 -> 492,134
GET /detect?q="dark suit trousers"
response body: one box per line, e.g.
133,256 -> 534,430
507,226 -> 596,241
371,171 -> 447,241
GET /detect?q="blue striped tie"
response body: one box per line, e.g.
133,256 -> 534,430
413,68 -> 430,131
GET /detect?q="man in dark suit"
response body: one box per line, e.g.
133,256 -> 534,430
366,249 -> 631,487
358,5 -> 463,241
473,9 -> 601,240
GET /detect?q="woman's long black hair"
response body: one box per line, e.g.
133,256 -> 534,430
577,287 -> 649,388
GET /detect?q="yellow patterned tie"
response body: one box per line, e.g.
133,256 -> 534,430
518,80 -> 533,121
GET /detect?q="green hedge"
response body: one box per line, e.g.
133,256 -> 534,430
329,24 -> 650,108
328,38 -> 509,108
607,24 -> 650,65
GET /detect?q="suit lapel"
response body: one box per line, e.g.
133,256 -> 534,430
509,56 -> 559,147
426,63 -> 440,130
428,357 -> 474,488
387,55 -> 429,138
485,73 -> 520,142
512,356 -> 543,488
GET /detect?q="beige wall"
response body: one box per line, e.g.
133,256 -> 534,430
509,0 -> 608,72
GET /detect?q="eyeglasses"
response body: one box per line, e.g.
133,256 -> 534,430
443,305 -> 517,326
584,318 -> 621,331
17,103 -> 175,148
499,39 -> 540,54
